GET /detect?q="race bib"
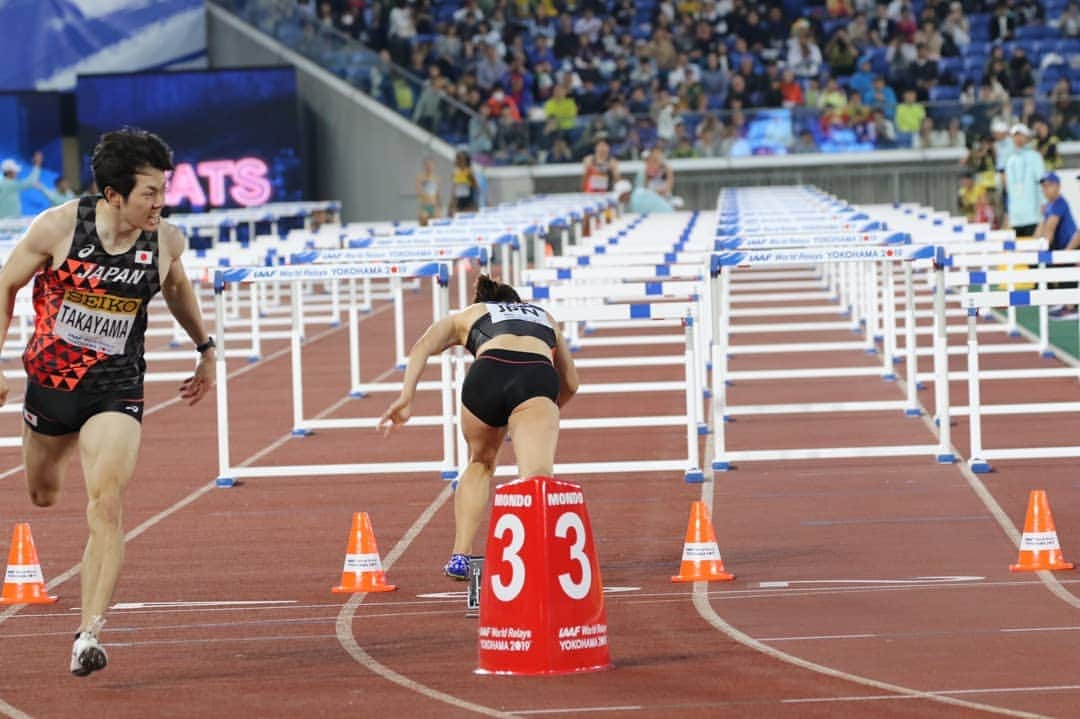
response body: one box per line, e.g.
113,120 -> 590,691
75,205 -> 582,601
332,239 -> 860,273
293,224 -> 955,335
587,174 -> 609,192
454,182 -> 471,198
55,290 -> 141,355
487,303 -> 553,328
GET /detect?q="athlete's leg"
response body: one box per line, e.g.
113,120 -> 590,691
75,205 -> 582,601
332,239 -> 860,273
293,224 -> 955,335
453,405 -> 507,555
76,412 -> 141,634
22,424 -> 78,507
506,396 -> 560,478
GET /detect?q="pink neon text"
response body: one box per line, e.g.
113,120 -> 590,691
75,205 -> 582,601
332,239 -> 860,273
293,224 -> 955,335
166,157 -> 273,208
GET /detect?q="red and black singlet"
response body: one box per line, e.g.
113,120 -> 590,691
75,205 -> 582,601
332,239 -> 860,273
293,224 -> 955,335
23,195 -> 162,392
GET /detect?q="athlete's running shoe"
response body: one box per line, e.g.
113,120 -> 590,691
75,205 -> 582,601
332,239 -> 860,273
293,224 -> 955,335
443,553 -> 470,580
70,631 -> 108,677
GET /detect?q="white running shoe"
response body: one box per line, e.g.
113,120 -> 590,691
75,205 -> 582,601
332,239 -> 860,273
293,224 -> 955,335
70,632 -> 108,676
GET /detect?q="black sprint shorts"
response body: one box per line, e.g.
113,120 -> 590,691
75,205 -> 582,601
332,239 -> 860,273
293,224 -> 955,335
461,349 -> 559,427
22,382 -> 144,436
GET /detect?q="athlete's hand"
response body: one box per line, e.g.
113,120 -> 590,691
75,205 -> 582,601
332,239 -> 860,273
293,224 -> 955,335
180,354 -> 216,406
378,395 -> 412,436
0,374 -> 8,407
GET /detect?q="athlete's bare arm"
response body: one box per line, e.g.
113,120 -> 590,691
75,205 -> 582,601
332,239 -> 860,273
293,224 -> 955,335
0,202 -> 77,405
158,222 -> 215,405
548,312 -> 579,408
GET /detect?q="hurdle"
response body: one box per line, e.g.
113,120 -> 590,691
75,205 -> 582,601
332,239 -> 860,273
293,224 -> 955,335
211,261 -> 456,487
289,245 -> 488,394
958,280 -> 1080,472
708,243 -> 948,469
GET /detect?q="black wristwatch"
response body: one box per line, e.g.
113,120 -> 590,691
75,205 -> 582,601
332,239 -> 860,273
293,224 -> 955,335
196,337 -> 216,354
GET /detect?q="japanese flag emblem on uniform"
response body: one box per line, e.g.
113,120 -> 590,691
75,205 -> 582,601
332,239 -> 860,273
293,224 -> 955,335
135,250 -> 153,265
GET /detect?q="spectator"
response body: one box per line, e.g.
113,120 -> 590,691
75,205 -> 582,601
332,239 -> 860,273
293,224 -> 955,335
894,88 -> 925,133
468,102 -> 497,156
0,153 -> 42,218
913,116 -> 949,148
475,42 -> 508,92
895,8 -> 918,44
699,51 -> 729,101
553,14 -> 579,59
40,176 -> 76,206
870,3 -> 898,44
668,53 -> 702,92
1049,78 -> 1080,130
637,145 -> 676,197
942,2 -> 970,50
863,74 -> 898,119
910,43 -> 939,100
1032,118 -> 1062,171
1007,48 -> 1035,98
787,25 -> 823,78
414,72 -> 449,133
493,105 -> 530,164
646,27 -> 679,71
825,28 -> 859,75
779,68 -> 805,107
914,20 -> 944,60
849,59 -> 876,98
991,117 -> 1014,182
963,135 -> 999,203
792,129 -> 820,153
828,0 -> 854,18
988,2 -> 1015,43
944,116 -> 966,149
542,82 -> 577,139
603,98 -> 633,145
1002,123 -> 1044,235
656,97 -> 680,143
847,11 -> 871,48
803,77 -> 823,108
548,136 -> 574,162
453,0 -> 484,30
868,107 -> 897,148
573,7 -> 602,43
387,0 -> 416,65
818,77 -> 848,111
1057,1 -> 1080,36
574,116 -> 608,158
694,115 -> 725,157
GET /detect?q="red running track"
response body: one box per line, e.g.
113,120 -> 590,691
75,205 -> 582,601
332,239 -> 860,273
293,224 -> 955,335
0,277 -> 1078,718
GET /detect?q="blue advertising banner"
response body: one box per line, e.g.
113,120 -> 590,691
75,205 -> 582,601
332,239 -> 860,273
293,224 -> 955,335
0,0 -> 206,92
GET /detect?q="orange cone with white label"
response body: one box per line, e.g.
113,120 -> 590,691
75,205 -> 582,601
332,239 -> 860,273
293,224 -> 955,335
671,502 -> 734,582
1,523 -> 58,605
1010,490 -> 1074,572
332,513 -> 396,593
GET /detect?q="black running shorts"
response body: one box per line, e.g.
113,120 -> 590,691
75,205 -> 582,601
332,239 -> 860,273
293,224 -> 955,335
461,349 -> 559,427
22,382 -> 144,436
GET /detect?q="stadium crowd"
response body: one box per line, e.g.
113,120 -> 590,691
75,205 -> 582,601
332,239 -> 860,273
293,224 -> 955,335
257,0 -> 1080,168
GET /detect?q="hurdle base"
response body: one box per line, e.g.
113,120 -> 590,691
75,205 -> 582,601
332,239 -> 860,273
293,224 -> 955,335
440,469 -> 459,480
904,408 -> 922,417
394,363 -> 406,371
1040,350 -> 1056,359
684,469 -> 705,483
569,345 -> 581,353
697,424 -> 710,436
168,340 -> 182,349
703,388 -> 712,399
291,428 -> 313,437
711,460 -> 732,471
348,390 -> 368,398
937,453 -> 955,464
881,373 -> 897,382
215,477 -> 236,488
329,321 -> 341,329
1007,329 -> 1021,338
864,348 -> 878,355
247,355 -> 260,364
968,458 -> 991,473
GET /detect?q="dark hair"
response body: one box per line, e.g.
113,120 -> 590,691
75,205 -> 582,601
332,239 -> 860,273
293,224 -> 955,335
91,127 -> 174,200
473,274 -> 521,303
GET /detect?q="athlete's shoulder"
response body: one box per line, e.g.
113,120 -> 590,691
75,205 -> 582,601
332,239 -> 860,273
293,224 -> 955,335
21,200 -> 77,250
156,220 -> 186,257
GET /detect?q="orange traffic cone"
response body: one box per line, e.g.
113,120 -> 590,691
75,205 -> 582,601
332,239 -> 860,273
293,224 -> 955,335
1,523 -> 58,605
671,502 -> 734,582
332,513 -> 396,593
1010,490 -> 1074,572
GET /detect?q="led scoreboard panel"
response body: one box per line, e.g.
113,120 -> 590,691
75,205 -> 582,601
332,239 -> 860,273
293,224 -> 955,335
76,67 -> 305,210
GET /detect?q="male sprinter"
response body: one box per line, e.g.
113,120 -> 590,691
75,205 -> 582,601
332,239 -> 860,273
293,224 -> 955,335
0,128 -> 215,676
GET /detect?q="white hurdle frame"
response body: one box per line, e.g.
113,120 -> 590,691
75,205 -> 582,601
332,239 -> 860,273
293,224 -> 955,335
709,244 -> 949,469
212,261 -> 455,487
958,284 -> 1080,472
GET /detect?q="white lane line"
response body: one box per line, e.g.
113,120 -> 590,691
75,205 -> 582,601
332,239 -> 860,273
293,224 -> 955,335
783,684 -> 1080,704
107,633 -> 336,648
511,706 -> 643,715
1000,625 -> 1080,633
335,484 -> 517,719
110,600 -> 296,610
0,304 -> 392,719
696,455 -> 1046,718
760,633 -> 877,642
759,576 -> 983,588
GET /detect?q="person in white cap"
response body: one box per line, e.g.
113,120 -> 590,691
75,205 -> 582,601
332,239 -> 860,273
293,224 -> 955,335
1002,123 -> 1044,235
0,152 -> 43,218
